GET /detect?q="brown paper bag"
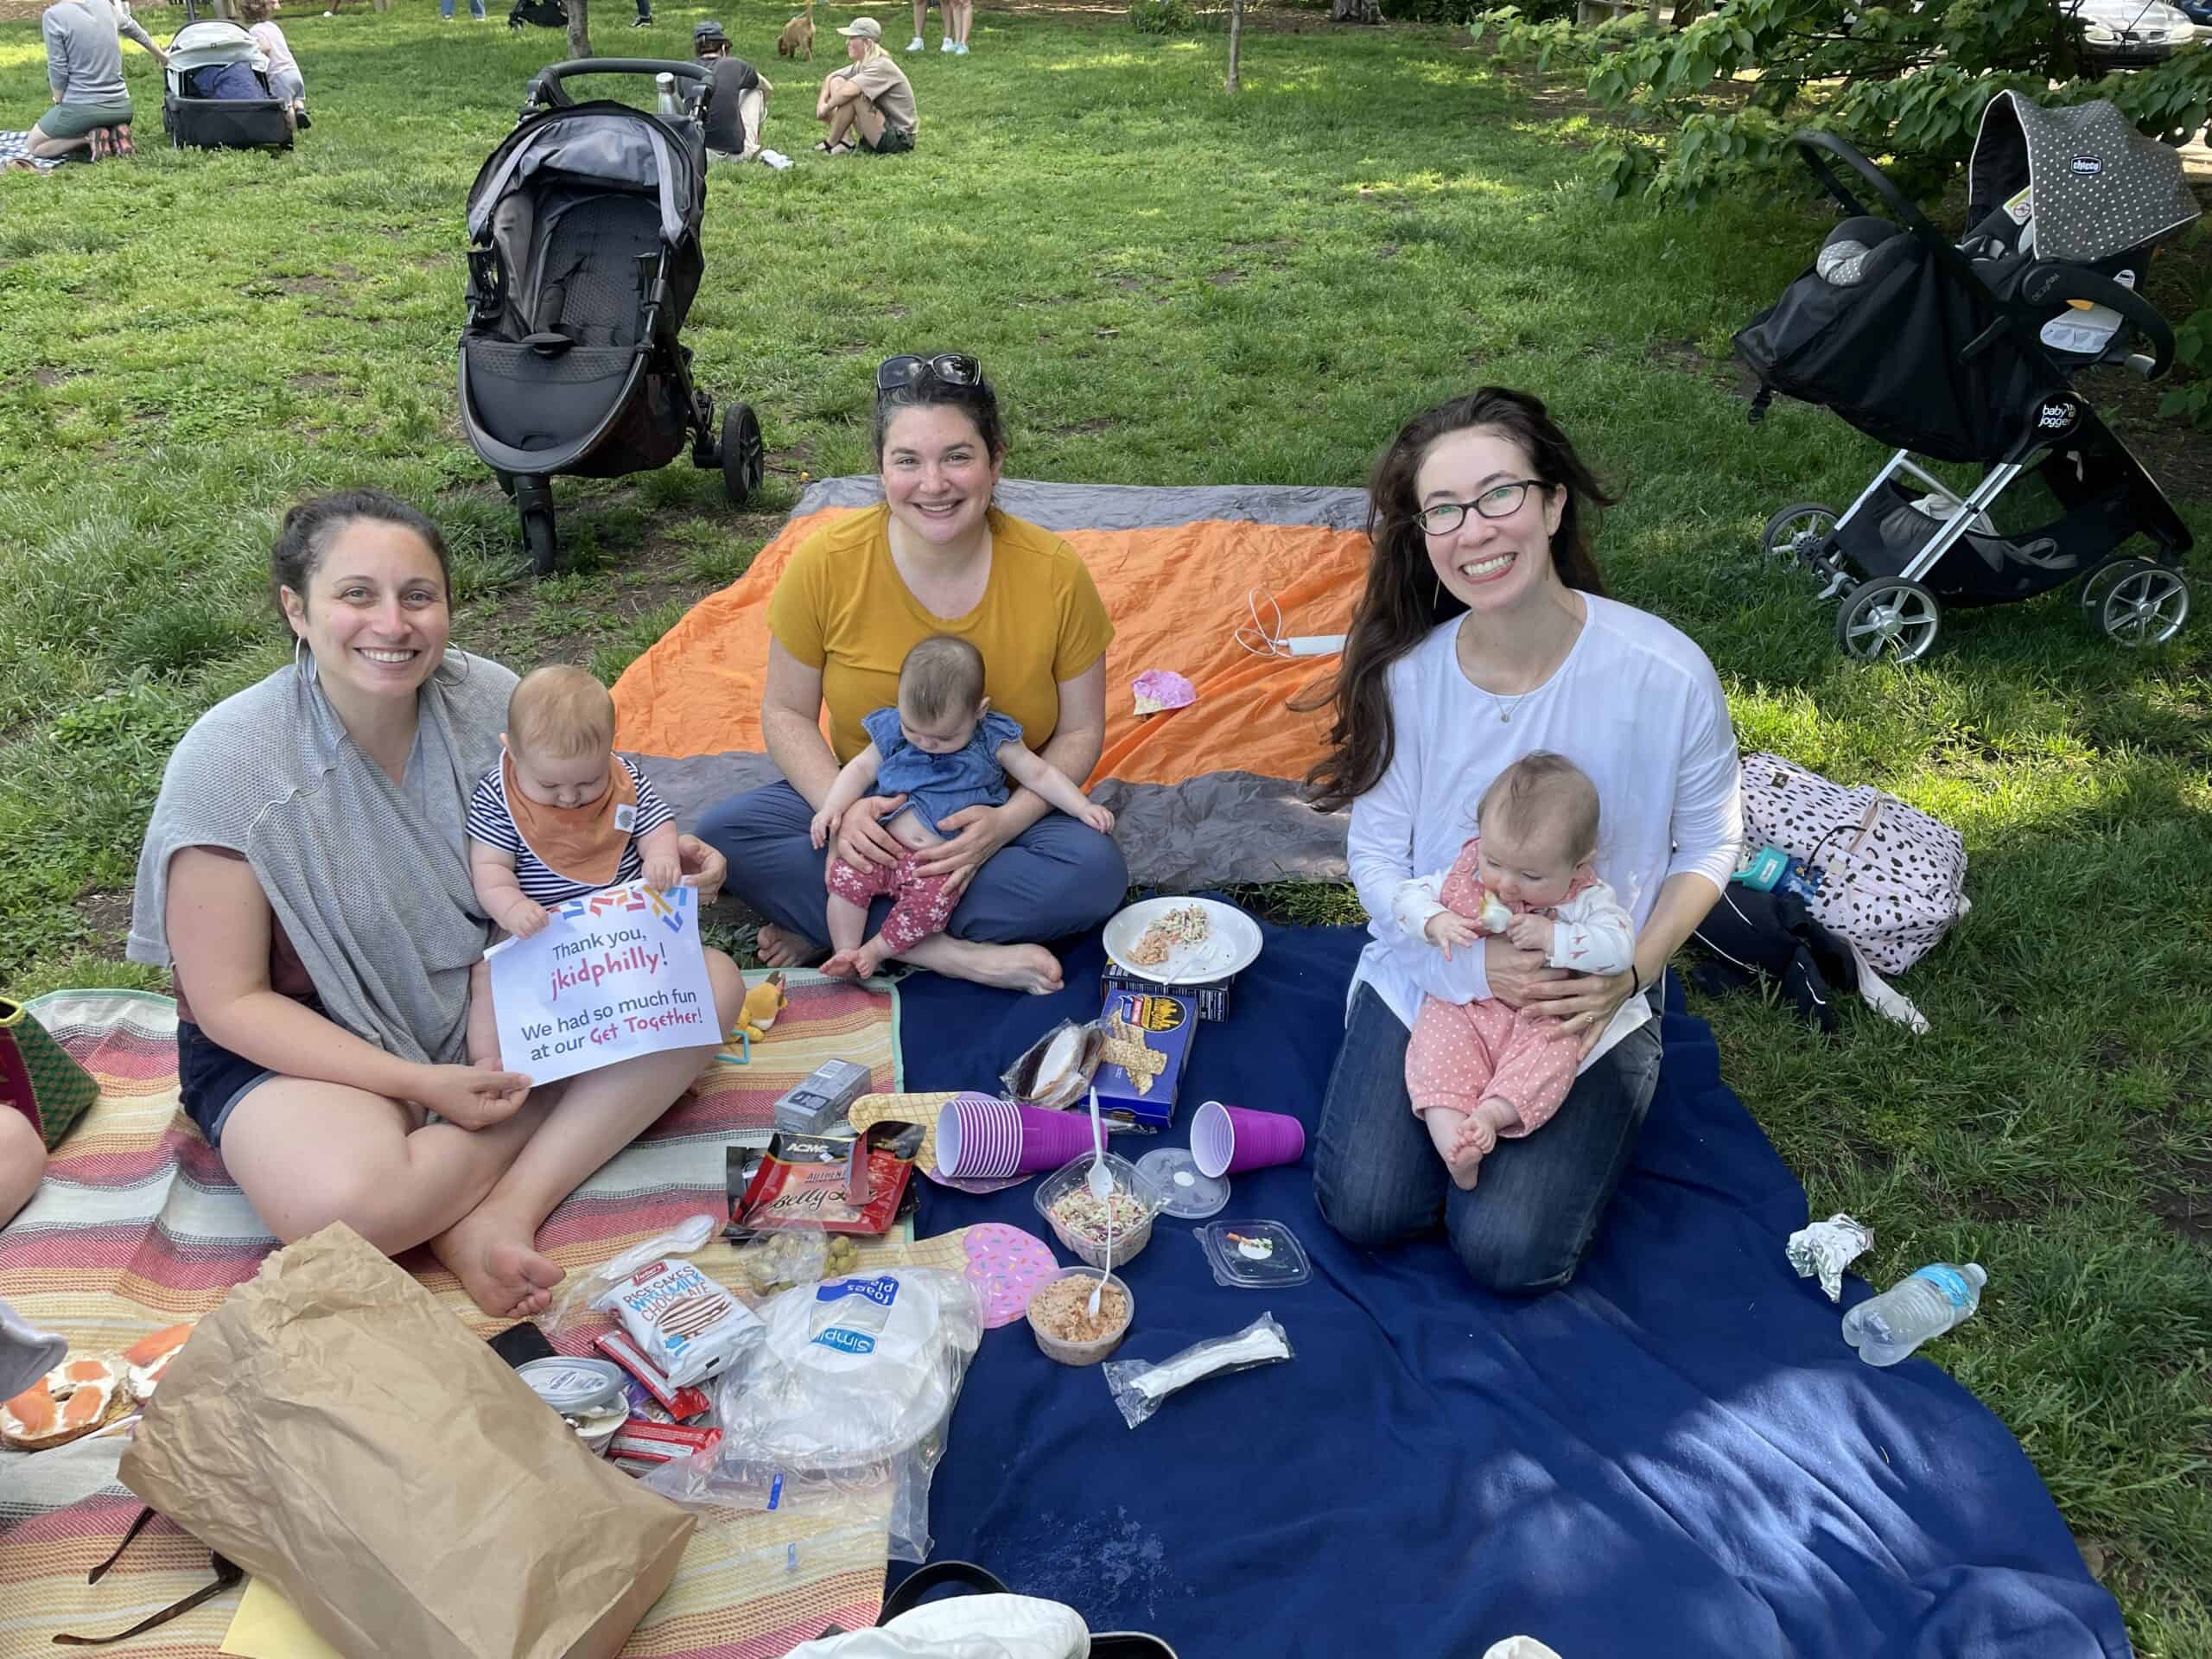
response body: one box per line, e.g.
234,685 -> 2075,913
120,1223 -> 696,1659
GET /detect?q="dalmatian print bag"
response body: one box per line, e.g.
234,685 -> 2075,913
1739,753 -> 1969,975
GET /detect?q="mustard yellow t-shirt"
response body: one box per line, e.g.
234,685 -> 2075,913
767,504 -> 1115,765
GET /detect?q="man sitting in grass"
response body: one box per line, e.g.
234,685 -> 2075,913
29,0 -> 167,162
813,16 -> 917,156
695,19 -> 770,164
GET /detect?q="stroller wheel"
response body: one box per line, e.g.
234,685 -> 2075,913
2087,559 -> 2190,649
514,480 -> 558,576
721,403 -> 766,506
1761,502 -> 1839,564
1836,578 -> 1940,664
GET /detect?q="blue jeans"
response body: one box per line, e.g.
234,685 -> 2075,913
1313,982 -> 1664,1295
696,780 -> 1128,950
441,0 -> 486,17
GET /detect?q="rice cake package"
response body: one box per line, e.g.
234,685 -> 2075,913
593,1256 -> 765,1388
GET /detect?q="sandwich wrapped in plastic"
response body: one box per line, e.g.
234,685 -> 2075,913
1001,1020 -> 1103,1111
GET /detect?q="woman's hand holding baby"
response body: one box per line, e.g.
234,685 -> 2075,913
1425,911 -> 1483,959
833,795 -> 911,869
911,802 -> 1020,886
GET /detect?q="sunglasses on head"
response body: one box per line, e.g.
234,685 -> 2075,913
876,353 -> 983,393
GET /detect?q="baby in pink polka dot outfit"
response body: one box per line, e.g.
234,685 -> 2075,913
1393,752 -> 1643,1190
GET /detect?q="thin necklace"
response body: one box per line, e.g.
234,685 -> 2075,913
1481,684 -> 1530,725
1459,597 -> 1582,723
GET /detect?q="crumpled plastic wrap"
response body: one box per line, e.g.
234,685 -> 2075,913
1131,669 -> 1196,718
1788,1213 -> 1873,1302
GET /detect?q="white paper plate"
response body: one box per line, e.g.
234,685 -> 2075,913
1103,898 -> 1262,986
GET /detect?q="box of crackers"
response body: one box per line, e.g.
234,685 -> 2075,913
1090,988 -> 1198,1131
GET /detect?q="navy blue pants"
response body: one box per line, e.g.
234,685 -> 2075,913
696,780 -> 1128,950
1313,982 -> 1663,1295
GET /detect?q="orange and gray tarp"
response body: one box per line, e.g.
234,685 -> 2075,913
613,476 -> 1371,887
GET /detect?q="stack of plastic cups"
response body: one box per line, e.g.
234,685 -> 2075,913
1190,1099 -> 1306,1179
936,1092 -> 1098,1181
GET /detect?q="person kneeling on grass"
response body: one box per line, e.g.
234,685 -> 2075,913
814,16 -> 917,156
695,19 -> 771,164
30,0 -> 165,162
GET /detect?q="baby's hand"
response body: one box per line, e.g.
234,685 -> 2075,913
1425,911 -> 1482,959
644,852 -> 682,893
1506,913 -> 1554,955
505,899 -> 550,938
809,808 -> 838,850
1078,803 -> 1116,835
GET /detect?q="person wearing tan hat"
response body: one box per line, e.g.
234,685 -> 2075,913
813,15 -> 918,156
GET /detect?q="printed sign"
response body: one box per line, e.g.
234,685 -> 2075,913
486,881 -> 718,1084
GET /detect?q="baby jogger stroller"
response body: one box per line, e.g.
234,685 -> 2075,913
164,20 -> 293,151
460,59 -> 765,574
1735,94 -> 2198,662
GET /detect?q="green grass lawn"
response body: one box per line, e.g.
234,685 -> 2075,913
3,3 -> 2210,1649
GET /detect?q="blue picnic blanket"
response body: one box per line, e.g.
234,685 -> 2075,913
893,920 -> 2128,1659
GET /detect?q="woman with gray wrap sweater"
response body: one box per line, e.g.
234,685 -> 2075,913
130,493 -> 747,1318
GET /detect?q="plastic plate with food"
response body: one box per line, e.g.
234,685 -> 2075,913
1102,897 -> 1263,986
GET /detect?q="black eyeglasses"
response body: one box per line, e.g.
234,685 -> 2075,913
1414,480 -> 1545,536
876,353 -> 983,393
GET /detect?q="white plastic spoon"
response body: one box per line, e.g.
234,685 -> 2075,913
1087,1087 -> 1112,1316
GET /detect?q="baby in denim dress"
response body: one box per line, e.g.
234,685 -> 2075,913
810,634 -> 1114,978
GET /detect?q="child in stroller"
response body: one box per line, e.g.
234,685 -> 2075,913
1736,93 -> 2197,661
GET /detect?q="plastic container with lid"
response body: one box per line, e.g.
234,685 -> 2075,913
1025,1267 -> 1135,1366
1033,1151 -> 1161,1269
1136,1147 -> 1230,1219
515,1356 -> 628,1415
1196,1219 -> 1313,1288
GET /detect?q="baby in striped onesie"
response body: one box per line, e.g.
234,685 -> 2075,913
1394,752 -> 1637,1192
464,665 -> 682,1065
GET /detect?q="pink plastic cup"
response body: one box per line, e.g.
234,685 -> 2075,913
1191,1099 -> 1306,1179
1012,1104 -> 1097,1176
936,1093 -> 1022,1180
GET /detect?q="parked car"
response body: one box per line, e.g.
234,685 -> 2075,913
2065,0 -> 2197,65
2172,0 -> 2211,24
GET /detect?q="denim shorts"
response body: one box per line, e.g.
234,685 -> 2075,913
177,1020 -> 276,1150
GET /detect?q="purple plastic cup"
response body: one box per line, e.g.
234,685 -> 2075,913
1191,1099 -> 1306,1179
1012,1103 -> 1097,1176
935,1093 -> 1022,1180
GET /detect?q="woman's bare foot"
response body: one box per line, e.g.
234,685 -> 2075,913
431,1205 -> 564,1318
754,923 -> 828,969
900,935 -> 1063,995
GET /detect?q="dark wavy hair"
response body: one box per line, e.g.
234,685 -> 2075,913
872,367 -> 1008,467
270,489 -> 452,623
1305,389 -> 1618,812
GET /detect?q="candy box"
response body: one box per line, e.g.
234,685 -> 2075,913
1090,988 -> 1197,1132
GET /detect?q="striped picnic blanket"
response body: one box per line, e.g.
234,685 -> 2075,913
0,976 -> 948,1658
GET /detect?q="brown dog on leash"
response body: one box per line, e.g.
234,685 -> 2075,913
777,0 -> 815,59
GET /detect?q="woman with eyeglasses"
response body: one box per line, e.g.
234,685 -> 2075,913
696,354 -> 1126,995
1305,388 -> 1741,1294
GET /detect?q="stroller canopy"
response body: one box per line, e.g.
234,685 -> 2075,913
165,20 -> 269,74
467,111 -> 694,250
1967,92 -> 2200,264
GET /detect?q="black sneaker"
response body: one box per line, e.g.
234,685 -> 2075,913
295,108 -> 313,130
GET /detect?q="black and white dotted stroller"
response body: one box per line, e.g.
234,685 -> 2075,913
459,59 -> 765,574
1735,94 -> 2198,662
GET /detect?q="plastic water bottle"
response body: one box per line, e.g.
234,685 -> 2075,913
1842,1262 -> 1986,1366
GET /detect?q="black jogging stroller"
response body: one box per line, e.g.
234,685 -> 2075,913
459,59 -> 764,574
1735,93 -> 2198,662
507,0 -> 570,29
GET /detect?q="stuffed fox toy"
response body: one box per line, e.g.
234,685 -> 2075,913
735,970 -> 789,1043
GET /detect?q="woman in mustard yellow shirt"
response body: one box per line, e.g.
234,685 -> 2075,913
698,356 -> 1125,993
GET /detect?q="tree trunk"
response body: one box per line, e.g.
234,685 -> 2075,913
567,0 -> 592,61
1669,0 -> 1704,24
1330,0 -> 1380,22
1226,0 -> 1243,92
